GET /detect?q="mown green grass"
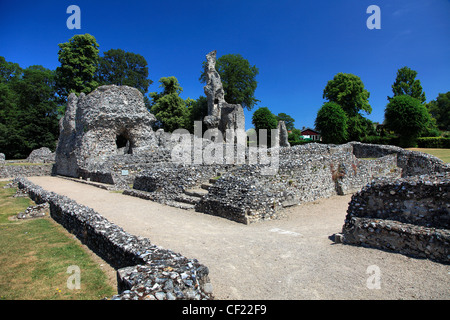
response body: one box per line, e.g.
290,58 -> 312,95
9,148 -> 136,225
407,148 -> 450,163
0,181 -> 116,300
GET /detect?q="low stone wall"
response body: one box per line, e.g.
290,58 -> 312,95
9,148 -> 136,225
350,142 -> 450,177
0,163 -> 54,179
197,144 -> 401,224
342,173 -> 450,263
14,177 -> 213,300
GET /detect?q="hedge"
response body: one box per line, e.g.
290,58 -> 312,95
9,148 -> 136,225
416,137 -> 450,148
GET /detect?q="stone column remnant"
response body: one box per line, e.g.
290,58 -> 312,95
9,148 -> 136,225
202,50 -> 245,143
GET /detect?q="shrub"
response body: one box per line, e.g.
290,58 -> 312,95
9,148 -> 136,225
416,137 -> 450,148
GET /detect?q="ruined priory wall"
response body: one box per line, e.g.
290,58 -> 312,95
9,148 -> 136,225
0,163 -> 54,179
350,142 -> 450,177
14,177 -> 213,300
198,144 -> 401,224
342,173 -> 450,263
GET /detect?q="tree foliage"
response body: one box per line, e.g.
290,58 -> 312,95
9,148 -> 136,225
427,91 -> 450,131
150,77 -> 188,132
96,48 -> 152,95
0,58 -> 59,159
315,102 -> 348,144
251,107 -> 278,146
55,34 -> 100,99
186,96 -> 208,134
388,66 -> 426,103
384,95 -> 431,147
323,73 -> 371,116
200,53 -> 259,111
276,112 -> 295,131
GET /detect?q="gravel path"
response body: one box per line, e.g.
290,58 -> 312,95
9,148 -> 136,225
28,176 -> 449,300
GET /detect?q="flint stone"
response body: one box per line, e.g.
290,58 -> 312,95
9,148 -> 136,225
202,51 -> 245,142
277,121 -> 290,147
55,85 -> 158,177
26,147 -> 55,163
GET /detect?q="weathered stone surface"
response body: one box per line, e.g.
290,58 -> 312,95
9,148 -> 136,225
202,51 -> 245,142
342,172 -> 450,263
0,153 -> 5,164
55,85 -> 158,178
0,164 -> 53,179
203,50 -> 225,120
26,147 -> 55,163
277,121 -> 290,147
16,203 -> 49,219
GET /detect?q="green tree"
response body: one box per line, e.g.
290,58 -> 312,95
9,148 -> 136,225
96,48 -> 152,98
388,66 -> 426,103
323,73 -> 371,117
315,102 -> 348,144
0,64 -> 59,159
150,77 -> 188,132
276,113 -> 295,131
384,95 -> 431,147
186,96 -> 208,134
200,53 -> 259,111
252,107 -> 278,146
0,56 -> 22,83
427,91 -> 450,131
55,34 -> 100,99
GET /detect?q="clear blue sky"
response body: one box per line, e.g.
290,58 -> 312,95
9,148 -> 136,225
1,0 -> 449,130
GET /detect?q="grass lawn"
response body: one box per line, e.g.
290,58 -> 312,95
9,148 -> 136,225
0,181 -> 116,300
406,148 -> 450,163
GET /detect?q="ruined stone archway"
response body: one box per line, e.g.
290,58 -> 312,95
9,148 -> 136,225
115,130 -> 133,155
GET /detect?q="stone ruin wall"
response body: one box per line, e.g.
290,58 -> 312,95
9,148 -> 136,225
196,143 -> 402,224
342,173 -> 450,263
13,177 -> 213,300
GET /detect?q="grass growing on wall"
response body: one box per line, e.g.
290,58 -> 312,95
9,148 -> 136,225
0,181 -> 116,300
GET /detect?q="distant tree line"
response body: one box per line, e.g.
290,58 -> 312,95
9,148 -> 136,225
1,33 -> 263,158
313,66 -> 448,147
2,33 -> 449,158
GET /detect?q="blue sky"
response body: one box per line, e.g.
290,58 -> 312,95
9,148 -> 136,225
1,0 -> 449,130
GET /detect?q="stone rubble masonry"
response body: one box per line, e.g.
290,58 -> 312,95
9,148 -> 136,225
196,143 -> 402,224
342,172 -> 450,263
13,177 -> 213,300
55,85 -> 158,178
202,50 -> 245,143
350,141 -> 450,177
0,163 -> 54,179
26,147 -> 55,163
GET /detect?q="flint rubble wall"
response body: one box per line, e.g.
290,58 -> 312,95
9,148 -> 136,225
13,177 -> 213,300
0,163 -> 54,179
342,173 -> 450,263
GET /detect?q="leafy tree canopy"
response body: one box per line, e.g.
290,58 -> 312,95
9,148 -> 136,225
314,102 -> 348,144
384,95 -> 431,147
0,56 -> 22,83
150,76 -> 188,132
0,62 -> 59,159
96,48 -> 152,95
427,91 -> 450,131
55,34 -> 100,99
323,73 -> 371,116
276,112 -> 295,131
200,53 -> 259,111
388,66 -> 426,103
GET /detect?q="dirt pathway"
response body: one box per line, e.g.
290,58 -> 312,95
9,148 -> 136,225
28,176 -> 449,300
